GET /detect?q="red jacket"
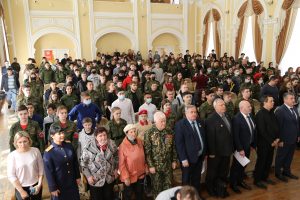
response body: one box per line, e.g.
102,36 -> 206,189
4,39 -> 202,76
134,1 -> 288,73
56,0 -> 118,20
118,138 -> 147,183
122,76 -> 132,90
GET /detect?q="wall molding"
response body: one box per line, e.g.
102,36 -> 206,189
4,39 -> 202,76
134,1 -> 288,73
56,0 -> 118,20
94,12 -> 133,18
23,0 -> 33,57
133,0 -> 139,51
152,13 -> 183,19
29,10 -> 74,17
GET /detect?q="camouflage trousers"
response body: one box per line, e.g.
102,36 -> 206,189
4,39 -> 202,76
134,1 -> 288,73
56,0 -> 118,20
150,170 -> 173,198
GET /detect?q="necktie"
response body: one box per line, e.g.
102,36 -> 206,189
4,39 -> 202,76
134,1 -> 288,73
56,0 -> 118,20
191,121 -> 202,150
221,115 -> 231,131
290,108 -> 297,120
247,116 -> 254,134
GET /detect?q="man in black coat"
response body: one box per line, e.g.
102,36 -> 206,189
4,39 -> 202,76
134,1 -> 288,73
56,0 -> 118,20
230,100 -> 256,193
253,95 -> 279,188
205,98 -> 233,197
275,92 -> 300,181
175,105 -> 206,200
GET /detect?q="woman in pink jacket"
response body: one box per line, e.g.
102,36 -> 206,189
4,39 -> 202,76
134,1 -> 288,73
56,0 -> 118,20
118,124 -> 148,200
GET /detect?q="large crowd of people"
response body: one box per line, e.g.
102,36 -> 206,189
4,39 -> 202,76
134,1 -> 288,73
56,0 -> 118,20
2,49 -> 300,200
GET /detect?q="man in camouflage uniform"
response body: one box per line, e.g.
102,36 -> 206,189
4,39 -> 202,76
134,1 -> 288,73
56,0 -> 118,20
149,82 -> 162,109
9,105 -> 45,152
49,105 -> 78,149
60,84 -> 79,112
234,87 -> 255,114
17,84 -> 43,115
125,81 -> 143,113
55,63 -> 67,83
86,81 -> 103,109
223,91 -> 235,119
39,62 -> 55,84
144,111 -> 177,198
96,75 -> 107,102
144,72 -> 160,93
198,89 -> 215,120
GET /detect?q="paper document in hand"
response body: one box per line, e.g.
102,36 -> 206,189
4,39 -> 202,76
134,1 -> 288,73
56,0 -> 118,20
234,151 -> 250,167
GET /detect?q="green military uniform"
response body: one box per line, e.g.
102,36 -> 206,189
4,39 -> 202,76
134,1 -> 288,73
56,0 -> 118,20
49,120 -> 78,149
144,126 -> 177,198
225,101 -> 235,119
17,95 -> 43,116
125,89 -> 143,105
28,81 -> 44,99
60,94 -> 79,112
87,90 -> 103,109
40,68 -> 55,84
96,83 -> 107,102
166,112 -> 177,130
144,80 -> 161,93
9,120 -> 45,152
176,104 -> 186,121
108,119 -> 127,146
234,97 -> 255,114
55,70 -> 67,83
149,90 -> 162,109
167,64 -> 178,76
198,101 -> 214,120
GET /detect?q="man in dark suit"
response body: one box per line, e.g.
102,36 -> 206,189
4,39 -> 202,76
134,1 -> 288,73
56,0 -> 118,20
175,105 -> 206,200
205,98 -> 233,197
275,92 -> 300,182
230,100 -> 256,193
253,95 -> 279,188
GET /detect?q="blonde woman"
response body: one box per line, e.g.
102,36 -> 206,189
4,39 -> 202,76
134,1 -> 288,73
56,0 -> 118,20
7,131 -> 44,200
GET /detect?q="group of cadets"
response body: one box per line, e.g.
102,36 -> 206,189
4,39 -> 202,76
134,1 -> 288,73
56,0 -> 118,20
5,48 -> 300,199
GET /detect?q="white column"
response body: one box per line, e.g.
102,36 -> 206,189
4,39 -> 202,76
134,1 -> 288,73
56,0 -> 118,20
182,0 -> 188,53
132,0 -> 139,51
23,0 -> 33,58
88,0 -> 95,59
73,0 -> 82,58
146,0 -> 152,50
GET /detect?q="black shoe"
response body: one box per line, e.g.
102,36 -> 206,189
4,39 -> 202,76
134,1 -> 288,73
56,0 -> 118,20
263,179 -> 276,185
254,181 -> 267,189
238,181 -> 252,190
230,185 -> 241,194
8,104 -> 11,109
275,174 -> 288,182
283,173 -> 299,180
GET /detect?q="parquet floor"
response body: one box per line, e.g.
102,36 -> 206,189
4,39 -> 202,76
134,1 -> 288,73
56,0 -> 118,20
1,104 -> 300,200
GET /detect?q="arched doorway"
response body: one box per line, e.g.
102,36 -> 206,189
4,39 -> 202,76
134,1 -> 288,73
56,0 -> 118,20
152,33 -> 181,56
96,32 -> 132,55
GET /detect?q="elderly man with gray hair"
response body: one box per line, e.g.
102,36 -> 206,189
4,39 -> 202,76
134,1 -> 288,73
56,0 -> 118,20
205,98 -> 233,198
175,105 -> 206,200
144,111 -> 177,198
230,100 -> 256,194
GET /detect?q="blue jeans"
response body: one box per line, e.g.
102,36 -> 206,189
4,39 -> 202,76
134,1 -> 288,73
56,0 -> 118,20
6,89 -> 17,110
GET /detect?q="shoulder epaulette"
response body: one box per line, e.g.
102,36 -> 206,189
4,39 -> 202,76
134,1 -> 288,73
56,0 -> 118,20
45,145 -> 53,152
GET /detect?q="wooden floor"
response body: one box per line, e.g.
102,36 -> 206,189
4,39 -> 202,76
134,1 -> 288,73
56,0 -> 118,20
1,104 -> 300,200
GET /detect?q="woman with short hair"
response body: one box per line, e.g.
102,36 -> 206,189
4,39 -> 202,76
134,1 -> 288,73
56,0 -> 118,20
7,131 -> 44,200
80,127 -> 118,200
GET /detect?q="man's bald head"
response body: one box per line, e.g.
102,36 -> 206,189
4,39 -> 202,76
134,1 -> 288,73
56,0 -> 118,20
239,100 -> 252,115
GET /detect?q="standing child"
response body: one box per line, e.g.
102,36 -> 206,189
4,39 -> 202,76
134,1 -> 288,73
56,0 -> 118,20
43,103 -> 57,145
108,107 -> 127,146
